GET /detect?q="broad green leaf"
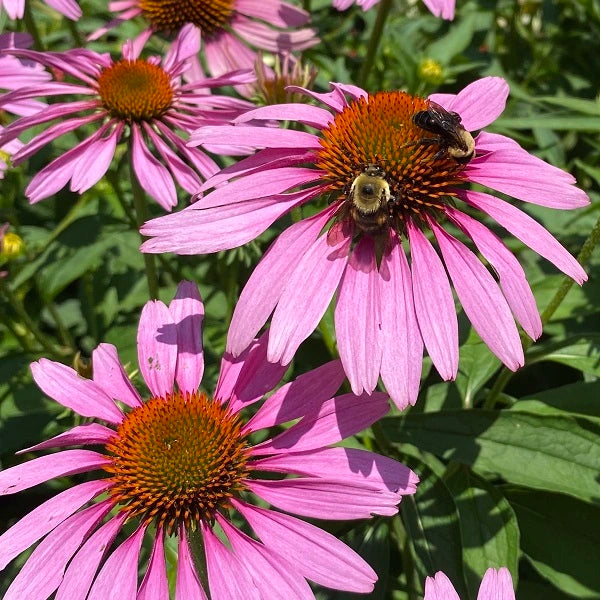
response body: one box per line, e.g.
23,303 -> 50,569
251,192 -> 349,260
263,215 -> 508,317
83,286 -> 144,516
445,465 -> 520,596
382,411 -> 600,504
528,338 -> 600,376
506,488 -> 600,598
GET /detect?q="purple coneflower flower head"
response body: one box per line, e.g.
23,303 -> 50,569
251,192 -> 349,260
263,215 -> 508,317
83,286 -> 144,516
0,0 -> 80,20
0,25 -> 255,209
142,78 -> 589,410
333,0 -> 455,19
425,568 -> 515,600
0,280 -> 418,599
90,0 -> 318,84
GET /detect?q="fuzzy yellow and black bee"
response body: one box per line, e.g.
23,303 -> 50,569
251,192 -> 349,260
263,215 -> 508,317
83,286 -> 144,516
338,164 -> 392,237
412,101 -> 475,164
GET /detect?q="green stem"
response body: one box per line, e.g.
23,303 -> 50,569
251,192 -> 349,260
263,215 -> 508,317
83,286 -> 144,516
317,319 -> 337,359
357,0 -> 393,89
128,149 -> 160,300
44,297 -> 76,350
485,214 -> 600,408
187,528 -> 210,596
23,1 -> 45,50
67,19 -> 84,47
1,316 -> 35,353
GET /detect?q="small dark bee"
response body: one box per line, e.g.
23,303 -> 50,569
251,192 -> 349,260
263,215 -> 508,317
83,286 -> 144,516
412,101 -> 475,164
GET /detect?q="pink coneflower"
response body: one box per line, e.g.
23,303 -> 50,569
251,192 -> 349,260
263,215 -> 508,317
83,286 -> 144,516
0,25 -> 254,209
0,280 -> 418,599
0,0 -> 80,20
333,0 -> 455,19
90,0 -> 318,83
0,131 -> 22,179
142,77 -> 588,409
425,568 -> 515,600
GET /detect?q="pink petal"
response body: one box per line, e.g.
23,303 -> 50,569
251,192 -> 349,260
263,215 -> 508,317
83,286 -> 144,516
137,299 -> 177,398
235,0 -> 309,27
429,77 -> 509,131
0,480 -> 110,570
233,103 -> 333,129
253,391 -> 389,454
379,234 -> 423,409
176,529 -> 209,600
0,450 -> 111,495
202,522 -> 262,600
30,358 -> 123,423
407,222 -> 458,380
335,237 -> 382,395
138,532 -> 169,600
424,571 -> 461,600
431,221 -> 524,370
421,0 -> 455,19
253,447 -> 418,495
460,189 -> 587,284
227,205 -> 336,357
169,280 -> 204,394
204,31 -> 256,80
245,359 -> 345,433
246,478 -> 401,519
233,15 -> 317,52
216,515 -> 314,599
87,524 -> 146,600
17,423 -> 115,453
44,0 -> 82,19
131,125 -> 177,211
477,567 -> 515,600
141,191 -> 313,255
3,501 -> 111,600
92,343 -> 142,408
56,514 -> 128,600
268,231 -> 351,365
447,207 -> 542,340
163,24 -> 201,72
234,500 -> 377,592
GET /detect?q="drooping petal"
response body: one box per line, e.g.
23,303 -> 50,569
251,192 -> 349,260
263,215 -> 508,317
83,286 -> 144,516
477,567 -> 515,600
138,531 -> 169,600
460,189 -> 587,284
0,480 -> 110,570
252,392 -> 389,454
17,423 -> 115,454
447,207 -> 542,340
234,500 -> 376,593
245,359 -> 345,433
227,206 -> 336,358
268,231 -> 351,365
431,221 -> 524,370
407,222 -> 458,380
137,299 -> 177,398
334,236 -> 382,395
175,529 -> 209,600
421,0 -> 455,19
169,280 -> 204,394
233,103 -> 333,129
216,515 -> 314,600
0,450 -> 111,496
31,358 -> 124,423
424,571 -> 461,600
87,524 -> 147,600
235,0 -> 310,27
92,343 -> 142,408
3,501 -> 111,600
55,514 -> 127,600
379,234 -> 423,409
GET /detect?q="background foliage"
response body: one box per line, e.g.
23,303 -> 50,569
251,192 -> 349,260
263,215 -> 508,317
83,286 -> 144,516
1,0 -> 600,597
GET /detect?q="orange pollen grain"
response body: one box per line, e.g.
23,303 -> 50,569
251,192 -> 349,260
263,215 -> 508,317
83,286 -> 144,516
103,390 -> 250,535
97,59 -> 174,122
138,0 -> 234,36
315,91 -> 467,233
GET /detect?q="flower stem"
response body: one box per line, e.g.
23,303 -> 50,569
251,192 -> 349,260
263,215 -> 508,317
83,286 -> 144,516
67,19 -> 84,47
485,213 -> 600,407
358,0 -> 393,89
23,1 -> 45,51
188,528 -> 210,595
128,150 -> 160,300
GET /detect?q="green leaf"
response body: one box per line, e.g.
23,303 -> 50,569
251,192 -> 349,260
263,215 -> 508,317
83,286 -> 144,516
506,488 -> 600,598
382,410 -> 600,504
445,465 -> 520,596
528,338 -> 600,376
454,342 -> 501,408
494,116 -> 600,131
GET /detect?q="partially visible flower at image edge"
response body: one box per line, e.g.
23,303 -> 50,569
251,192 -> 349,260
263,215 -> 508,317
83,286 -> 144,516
0,25 -> 255,210
0,0 -> 80,21
425,567 -> 515,600
0,280 -> 418,599
141,77 -> 589,410
89,0 -> 318,84
333,0 -> 455,20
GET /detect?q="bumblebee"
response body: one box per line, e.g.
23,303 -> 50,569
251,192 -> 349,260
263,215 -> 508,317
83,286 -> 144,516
412,101 -> 475,164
